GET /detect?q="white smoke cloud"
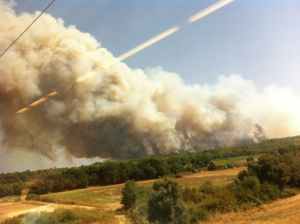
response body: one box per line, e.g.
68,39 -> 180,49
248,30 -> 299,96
0,1 -> 300,168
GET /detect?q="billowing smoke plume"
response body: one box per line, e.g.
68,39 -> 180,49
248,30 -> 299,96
1,1 -> 300,161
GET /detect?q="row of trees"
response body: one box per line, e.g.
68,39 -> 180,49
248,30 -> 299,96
29,142 -> 300,195
0,182 -> 24,198
0,170 -> 32,185
1,135 -> 300,198
29,153 -> 211,194
29,168 -> 88,194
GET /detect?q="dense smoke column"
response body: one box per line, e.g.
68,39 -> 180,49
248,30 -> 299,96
0,1 -> 299,160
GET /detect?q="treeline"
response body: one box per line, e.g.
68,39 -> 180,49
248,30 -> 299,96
0,170 -> 32,184
29,142 -> 300,196
0,170 -> 31,198
29,153 -> 211,194
122,147 -> 300,223
0,182 -> 24,198
1,135 -> 300,198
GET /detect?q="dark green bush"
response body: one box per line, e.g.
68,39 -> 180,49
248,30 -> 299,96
259,182 -> 281,201
246,148 -> 300,189
121,180 -> 139,210
207,162 -> 217,171
148,178 -> 190,224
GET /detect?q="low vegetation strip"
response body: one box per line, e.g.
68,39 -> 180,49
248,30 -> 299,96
2,208 -> 119,224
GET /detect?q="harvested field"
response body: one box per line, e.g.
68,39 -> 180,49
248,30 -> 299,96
205,193 -> 300,224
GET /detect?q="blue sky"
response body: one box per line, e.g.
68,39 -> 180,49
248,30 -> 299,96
14,0 -> 300,89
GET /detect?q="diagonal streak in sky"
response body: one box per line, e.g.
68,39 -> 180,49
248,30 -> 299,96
16,0 -> 234,114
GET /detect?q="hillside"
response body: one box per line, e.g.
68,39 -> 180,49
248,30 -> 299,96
205,193 -> 300,224
2,165 -> 300,224
39,167 -> 244,207
1,167 -> 243,223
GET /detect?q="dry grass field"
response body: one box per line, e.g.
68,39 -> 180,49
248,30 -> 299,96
0,201 -> 55,223
205,193 -> 300,224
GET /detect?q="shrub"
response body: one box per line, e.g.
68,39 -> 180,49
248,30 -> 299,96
207,162 -> 217,171
26,194 -> 41,201
259,182 -> 281,201
234,176 -> 261,204
189,207 -> 209,223
247,149 -> 300,189
199,181 -> 215,194
3,208 -> 118,224
121,180 -> 139,210
174,174 -> 182,178
226,162 -> 234,168
182,187 -> 202,204
246,156 -> 255,163
147,178 -> 190,224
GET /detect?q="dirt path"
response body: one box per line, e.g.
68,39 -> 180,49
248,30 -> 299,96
205,193 -> 300,224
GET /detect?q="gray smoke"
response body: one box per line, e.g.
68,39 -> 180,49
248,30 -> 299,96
1,1 -> 300,161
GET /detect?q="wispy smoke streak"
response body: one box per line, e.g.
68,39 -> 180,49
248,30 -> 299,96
117,26 -> 180,61
188,0 -> 233,23
16,0 -> 233,113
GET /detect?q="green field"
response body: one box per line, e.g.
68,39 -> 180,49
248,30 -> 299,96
40,185 -> 122,209
212,154 -> 259,166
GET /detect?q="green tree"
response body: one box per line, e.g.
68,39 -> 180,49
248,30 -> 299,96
147,178 -> 190,224
248,151 -> 295,189
121,180 -> 138,209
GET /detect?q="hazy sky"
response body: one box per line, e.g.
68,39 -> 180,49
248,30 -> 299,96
14,0 -> 300,89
